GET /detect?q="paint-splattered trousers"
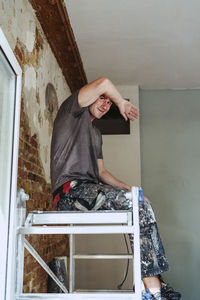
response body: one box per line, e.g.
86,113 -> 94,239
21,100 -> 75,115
54,180 -> 169,278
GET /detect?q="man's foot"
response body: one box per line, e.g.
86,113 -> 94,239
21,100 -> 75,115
159,275 -> 181,299
142,289 -> 166,300
151,291 -> 166,300
161,284 -> 181,300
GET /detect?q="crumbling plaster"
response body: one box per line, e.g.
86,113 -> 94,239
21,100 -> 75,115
0,0 -> 71,183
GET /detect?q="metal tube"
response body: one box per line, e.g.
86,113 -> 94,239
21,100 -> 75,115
24,239 -> 68,294
132,187 -> 142,300
18,225 -> 134,235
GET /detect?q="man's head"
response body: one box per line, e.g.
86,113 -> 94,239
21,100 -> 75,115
89,95 -> 112,121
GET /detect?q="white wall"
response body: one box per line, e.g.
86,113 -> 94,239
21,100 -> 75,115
140,89 -> 200,300
75,85 -> 141,290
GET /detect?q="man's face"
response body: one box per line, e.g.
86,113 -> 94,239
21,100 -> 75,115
89,95 -> 112,121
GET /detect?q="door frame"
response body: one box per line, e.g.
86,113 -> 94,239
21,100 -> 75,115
0,27 -> 22,300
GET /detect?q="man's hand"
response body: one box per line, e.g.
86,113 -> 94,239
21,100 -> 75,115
143,196 -> 152,204
118,99 -> 139,121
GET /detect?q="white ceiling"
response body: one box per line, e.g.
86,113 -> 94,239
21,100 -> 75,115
66,0 -> 200,89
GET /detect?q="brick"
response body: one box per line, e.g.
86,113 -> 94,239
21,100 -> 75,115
24,134 -> 30,143
18,98 -> 68,293
19,138 -> 24,148
30,136 -> 38,148
23,272 -> 33,286
18,157 -> 23,168
24,142 -> 30,152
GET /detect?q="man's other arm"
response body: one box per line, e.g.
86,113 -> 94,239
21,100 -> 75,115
98,159 -> 151,203
97,158 -> 131,191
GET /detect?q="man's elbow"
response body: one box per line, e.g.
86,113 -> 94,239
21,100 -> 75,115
96,77 -> 110,95
99,168 -> 107,182
99,171 -> 104,181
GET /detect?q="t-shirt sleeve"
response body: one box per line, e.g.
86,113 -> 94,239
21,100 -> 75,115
94,127 -> 103,159
61,89 -> 86,117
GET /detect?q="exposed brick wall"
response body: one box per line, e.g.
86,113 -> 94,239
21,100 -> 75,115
17,98 -> 68,293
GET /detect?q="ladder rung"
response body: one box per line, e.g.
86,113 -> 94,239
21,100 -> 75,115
18,225 -> 134,235
74,289 -> 133,292
73,254 -> 133,259
16,292 -> 138,299
26,211 -> 132,225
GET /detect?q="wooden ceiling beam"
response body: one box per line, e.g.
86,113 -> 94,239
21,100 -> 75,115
30,0 -> 87,92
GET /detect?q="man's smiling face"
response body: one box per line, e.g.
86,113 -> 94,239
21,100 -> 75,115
89,95 -> 112,121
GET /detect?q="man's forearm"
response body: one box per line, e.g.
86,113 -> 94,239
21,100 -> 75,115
99,168 -> 131,191
78,77 -> 123,108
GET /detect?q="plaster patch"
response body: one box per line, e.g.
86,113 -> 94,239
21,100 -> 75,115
26,20 -> 35,52
38,111 -> 43,127
15,1 -> 35,52
44,146 -> 48,164
36,90 -> 40,105
33,113 -> 37,129
24,65 -> 36,91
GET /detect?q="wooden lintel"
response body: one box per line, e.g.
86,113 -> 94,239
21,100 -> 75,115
30,0 -> 87,92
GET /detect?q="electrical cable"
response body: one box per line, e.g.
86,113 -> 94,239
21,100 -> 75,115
117,233 -> 131,290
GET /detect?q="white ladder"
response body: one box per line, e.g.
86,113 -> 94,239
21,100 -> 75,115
15,187 -> 142,300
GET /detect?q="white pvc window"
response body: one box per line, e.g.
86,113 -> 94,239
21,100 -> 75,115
0,28 -> 22,300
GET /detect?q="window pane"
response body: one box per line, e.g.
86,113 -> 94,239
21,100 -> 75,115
0,48 -> 16,290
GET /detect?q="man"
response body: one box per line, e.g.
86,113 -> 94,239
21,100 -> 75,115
50,77 -> 181,300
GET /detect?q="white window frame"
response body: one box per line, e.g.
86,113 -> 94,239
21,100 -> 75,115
0,28 -> 22,300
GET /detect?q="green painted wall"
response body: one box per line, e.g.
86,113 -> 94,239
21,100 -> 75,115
140,90 -> 200,300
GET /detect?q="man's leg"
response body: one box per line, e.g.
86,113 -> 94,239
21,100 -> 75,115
56,181 -> 178,299
96,184 -> 169,299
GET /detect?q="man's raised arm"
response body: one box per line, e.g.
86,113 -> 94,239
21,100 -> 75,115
78,77 -> 139,121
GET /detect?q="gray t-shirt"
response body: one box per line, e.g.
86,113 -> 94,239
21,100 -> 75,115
50,90 -> 103,193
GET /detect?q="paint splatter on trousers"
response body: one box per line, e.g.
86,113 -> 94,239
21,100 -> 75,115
55,180 -> 169,278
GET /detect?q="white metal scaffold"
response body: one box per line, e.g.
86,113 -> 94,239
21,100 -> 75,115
15,187 -> 142,300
